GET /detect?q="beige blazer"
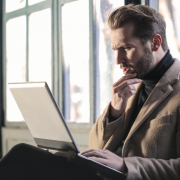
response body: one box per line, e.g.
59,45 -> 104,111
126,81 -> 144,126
89,59 -> 180,180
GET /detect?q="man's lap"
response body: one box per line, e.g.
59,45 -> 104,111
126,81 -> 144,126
0,143 -> 103,180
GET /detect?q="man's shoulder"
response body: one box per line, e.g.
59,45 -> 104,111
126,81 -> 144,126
161,58 -> 180,85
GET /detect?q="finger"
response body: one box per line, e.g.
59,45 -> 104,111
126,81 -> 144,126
82,151 -> 107,158
81,149 -> 92,155
82,149 -> 107,155
82,150 -> 108,159
113,78 -> 141,93
113,73 -> 137,87
82,149 -> 111,159
115,83 -> 136,94
81,149 -> 101,155
118,89 -> 136,100
117,85 -> 135,96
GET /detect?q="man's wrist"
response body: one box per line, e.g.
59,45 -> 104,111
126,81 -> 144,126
109,108 -> 122,122
121,158 -> 127,174
110,103 -> 123,120
122,158 -> 128,177
124,161 -> 128,176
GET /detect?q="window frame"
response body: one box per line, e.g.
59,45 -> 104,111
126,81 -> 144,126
3,0 -> 55,127
149,0 -> 159,11
3,0 -> 95,130
58,0 -> 95,129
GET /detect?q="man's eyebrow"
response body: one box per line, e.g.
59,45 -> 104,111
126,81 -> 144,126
112,43 -> 135,50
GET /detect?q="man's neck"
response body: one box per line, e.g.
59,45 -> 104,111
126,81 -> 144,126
154,47 -> 168,68
142,49 -> 174,81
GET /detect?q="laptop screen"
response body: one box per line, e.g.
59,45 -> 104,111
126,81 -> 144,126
9,82 -> 79,152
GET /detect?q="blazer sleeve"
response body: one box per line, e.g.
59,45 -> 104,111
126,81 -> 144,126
124,109 -> 180,180
89,102 -> 124,149
124,157 -> 180,180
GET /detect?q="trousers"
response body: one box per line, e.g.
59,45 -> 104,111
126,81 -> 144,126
0,143 -> 103,180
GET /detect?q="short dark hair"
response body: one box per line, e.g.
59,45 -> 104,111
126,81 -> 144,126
108,4 -> 168,51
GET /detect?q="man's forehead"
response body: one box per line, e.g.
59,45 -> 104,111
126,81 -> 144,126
110,28 -> 134,48
110,23 -> 144,49
110,23 -> 134,39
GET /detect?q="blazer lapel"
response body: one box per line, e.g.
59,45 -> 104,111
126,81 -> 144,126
122,58 -> 180,157
127,82 -> 173,140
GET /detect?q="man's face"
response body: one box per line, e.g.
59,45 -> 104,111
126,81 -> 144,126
110,23 -> 155,79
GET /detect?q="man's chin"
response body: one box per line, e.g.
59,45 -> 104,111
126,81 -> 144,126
124,71 -> 138,77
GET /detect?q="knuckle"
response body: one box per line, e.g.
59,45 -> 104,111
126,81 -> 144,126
130,90 -> 133,95
94,152 -> 98,155
123,80 -> 128,86
112,87 -> 116,93
130,90 -> 135,95
132,85 -> 135,90
127,85 -> 131,90
118,93 -> 121,98
133,79 -> 137,83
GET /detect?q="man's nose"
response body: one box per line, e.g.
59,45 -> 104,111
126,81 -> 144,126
115,50 -> 126,64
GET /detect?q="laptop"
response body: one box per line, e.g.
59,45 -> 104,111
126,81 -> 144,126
8,82 -> 126,180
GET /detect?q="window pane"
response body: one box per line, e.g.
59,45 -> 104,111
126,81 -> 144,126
6,0 -> 26,13
96,0 -> 124,118
29,9 -> 52,89
159,0 -> 180,59
62,0 -> 89,123
6,16 -> 26,122
28,0 -> 45,6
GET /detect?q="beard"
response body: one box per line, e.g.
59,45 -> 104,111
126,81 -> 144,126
120,45 -> 155,79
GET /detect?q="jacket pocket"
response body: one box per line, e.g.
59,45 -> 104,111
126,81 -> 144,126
138,114 -> 175,159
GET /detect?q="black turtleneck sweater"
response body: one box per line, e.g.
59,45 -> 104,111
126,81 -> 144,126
114,50 -> 174,156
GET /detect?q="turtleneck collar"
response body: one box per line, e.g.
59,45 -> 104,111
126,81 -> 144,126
142,50 -> 174,86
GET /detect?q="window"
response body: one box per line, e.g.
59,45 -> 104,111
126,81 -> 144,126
3,0 -> 124,128
6,16 -> 26,122
95,0 -> 124,119
4,0 -> 53,126
62,0 -> 90,123
6,0 -> 26,13
159,0 -> 180,59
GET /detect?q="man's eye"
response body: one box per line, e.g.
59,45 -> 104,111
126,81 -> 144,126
125,47 -> 131,50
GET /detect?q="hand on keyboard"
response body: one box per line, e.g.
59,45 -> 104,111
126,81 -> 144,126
81,149 -> 125,173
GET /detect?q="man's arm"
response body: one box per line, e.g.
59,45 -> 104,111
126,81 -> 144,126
89,73 -> 141,149
82,148 -> 180,180
89,102 -> 125,149
124,157 -> 180,180
123,109 -> 180,180
86,108 -> 180,180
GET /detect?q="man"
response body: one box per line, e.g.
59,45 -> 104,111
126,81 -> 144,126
82,4 -> 180,180
0,4 -> 180,180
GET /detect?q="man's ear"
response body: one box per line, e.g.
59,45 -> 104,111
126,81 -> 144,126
151,34 -> 162,51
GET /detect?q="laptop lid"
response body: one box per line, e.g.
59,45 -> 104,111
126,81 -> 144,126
8,82 -> 80,153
